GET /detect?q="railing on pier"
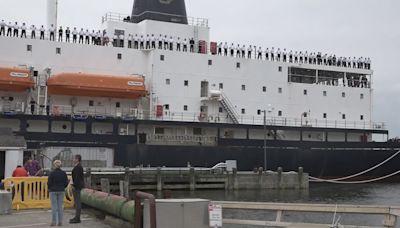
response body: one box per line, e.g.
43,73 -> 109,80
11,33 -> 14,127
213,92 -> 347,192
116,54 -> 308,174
102,12 -> 209,28
2,177 -> 74,210
213,201 -> 400,227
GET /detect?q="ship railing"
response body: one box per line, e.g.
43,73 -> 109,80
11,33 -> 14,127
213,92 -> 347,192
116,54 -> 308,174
147,134 -> 217,146
46,105 -> 386,131
102,12 -> 209,28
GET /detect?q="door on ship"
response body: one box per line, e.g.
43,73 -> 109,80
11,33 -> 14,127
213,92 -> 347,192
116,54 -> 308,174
0,151 -> 5,180
200,81 -> 209,98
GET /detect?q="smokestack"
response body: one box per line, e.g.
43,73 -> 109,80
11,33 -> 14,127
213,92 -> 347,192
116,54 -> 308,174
47,0 -> 58,29
131,0 -> 188,24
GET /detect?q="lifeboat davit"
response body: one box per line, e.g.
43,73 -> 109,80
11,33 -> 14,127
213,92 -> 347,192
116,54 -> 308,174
48,73 -> 147,99
0,67 -> 35,92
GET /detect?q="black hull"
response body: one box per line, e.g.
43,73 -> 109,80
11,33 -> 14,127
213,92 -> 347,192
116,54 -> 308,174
115,144 -> 400,181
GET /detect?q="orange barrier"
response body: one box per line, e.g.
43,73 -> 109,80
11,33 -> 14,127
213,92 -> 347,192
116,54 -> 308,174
2,177 -> 74,209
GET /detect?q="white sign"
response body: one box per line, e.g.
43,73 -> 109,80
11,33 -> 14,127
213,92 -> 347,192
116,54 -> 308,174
10,72 -> 29,78
127,81 -> 143,86
208,204 -> 222,227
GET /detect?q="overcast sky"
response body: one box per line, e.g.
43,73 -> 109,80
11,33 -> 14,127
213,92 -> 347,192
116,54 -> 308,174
1,0 -> 399,137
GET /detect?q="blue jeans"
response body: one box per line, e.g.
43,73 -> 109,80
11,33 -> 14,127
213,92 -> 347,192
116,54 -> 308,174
50,192 -> 65,225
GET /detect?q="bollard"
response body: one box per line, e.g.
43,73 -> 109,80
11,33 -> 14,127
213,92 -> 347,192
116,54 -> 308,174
157,167 -> 163,191
277,167 -> 283,189
298,167 -> 304,189
119,181 -> 129,199
100,178 -> 110,193
85,167 -> 92,189
189,167 -> 195,191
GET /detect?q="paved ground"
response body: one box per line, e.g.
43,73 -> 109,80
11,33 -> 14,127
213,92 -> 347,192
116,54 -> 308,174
0,209 -> 112,228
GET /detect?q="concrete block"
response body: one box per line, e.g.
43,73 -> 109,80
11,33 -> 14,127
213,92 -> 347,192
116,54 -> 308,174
0,190 -> 12,215
144,199 -> 210,228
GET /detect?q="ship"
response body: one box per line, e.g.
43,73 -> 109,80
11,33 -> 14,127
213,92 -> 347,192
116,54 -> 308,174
1,0 -> 400,182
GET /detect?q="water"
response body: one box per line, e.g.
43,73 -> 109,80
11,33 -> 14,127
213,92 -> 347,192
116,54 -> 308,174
167,183 -> 400,227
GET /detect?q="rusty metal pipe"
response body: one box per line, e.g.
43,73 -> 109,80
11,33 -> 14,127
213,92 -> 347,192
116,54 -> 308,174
134,191 -> 157,228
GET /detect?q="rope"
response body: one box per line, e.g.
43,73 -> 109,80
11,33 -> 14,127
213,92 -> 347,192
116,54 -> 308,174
309,150 -> 400,184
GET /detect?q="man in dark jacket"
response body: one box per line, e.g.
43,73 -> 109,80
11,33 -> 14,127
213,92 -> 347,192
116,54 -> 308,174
69,154 -> 84,224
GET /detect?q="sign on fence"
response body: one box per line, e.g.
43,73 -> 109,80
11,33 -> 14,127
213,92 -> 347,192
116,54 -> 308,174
208,204 -> 222,227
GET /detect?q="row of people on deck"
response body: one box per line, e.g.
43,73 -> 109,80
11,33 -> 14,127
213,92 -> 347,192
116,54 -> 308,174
0,21 -> 372,70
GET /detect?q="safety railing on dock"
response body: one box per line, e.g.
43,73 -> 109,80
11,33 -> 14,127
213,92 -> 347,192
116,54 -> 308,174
213,201 -> 400,227
2,177 -> 74,209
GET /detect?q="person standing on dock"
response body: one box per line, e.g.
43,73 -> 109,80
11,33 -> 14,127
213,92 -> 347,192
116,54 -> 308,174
70,154 -> 84,224
48,160 -> 68,227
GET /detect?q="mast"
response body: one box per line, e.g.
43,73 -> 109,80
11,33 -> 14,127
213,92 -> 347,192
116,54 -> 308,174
47,0 -> 58,29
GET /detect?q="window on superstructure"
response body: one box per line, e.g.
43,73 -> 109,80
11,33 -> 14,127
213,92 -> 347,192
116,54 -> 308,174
236,62 -> 241,68
89,100 -> 94,107
116,102 -> 121,108
323,91 -> 327,96
164,104 -> 169,110
166,79 -> 170,85
241,109 -> 246,114
241,85 -> 246,91
257,110 -> 261,115
184,80 -> 189,86
360,93 -> 364,99
219,107 -> 223,113
155,127 -> 165,134
288,67 -> 317,84
56,47 -> 61,54
117,53 -> 122,60
219,83 -> 223,89
278,111 -> 282,117
183,105 -> 188,111
323,113 -> 327,119
160,55 -> 165,61
360,115 -> 364,120
278,66 -> 282,72
278,88 -> 282,94
262,86 -> 267,92
303,89 -> 307,95
193,128 -> 202,135
27,45 -> 32,52
342,114 -> 346,119
33,71 -> 38,77
208,60 -> 212,65
342,92 -> 346,98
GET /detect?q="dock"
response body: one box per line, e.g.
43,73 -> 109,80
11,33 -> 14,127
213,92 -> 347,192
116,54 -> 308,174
83,167 -> 308,194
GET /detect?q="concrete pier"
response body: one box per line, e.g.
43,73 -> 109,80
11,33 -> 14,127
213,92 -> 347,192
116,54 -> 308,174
85,167 -> 308,194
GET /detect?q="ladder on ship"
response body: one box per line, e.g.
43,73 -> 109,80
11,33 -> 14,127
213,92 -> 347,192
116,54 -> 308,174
35,69 -> 50,115
220,92 -> 239,124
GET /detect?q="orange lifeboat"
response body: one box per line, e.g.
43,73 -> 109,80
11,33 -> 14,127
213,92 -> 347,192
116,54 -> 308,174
0,67 -> 35,92
47,73 -> 147,99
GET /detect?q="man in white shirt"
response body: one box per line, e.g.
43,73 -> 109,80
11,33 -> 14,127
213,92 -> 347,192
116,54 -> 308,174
127,34 -> 132,48
270,47 -> 275,61
72,28 -> 78,43
49,24 -> 55,41
90,30 -> 96,45
84,29 -> 90,44
40,25 -> 45,40
223,42 -> 228,56
176,37 -> 181,51
276,48 -> 281,61
151,34 -> 156,49
265,48 -> 269,60
169,36 -> 174,51
30,25 -> 36,39
79,29 -> 84,44
183,38 -> 188,52
158,34 -> 163,49
58,26 -> 63,42
247,45 -> 252,59
236,44 -> 241,58
13,22 -> 19,37
257,46 -> 262,60
229,43 -> 234,57
140,35 -> 145,49
241,45 -> 246,58
282,49 -> 287,62
0,20 -> 5,36
134,34 -> 139,49
119,34 -> 124,47
20,23 -> 27,38
7,22 -> 12,36
163,35 -> 168,50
